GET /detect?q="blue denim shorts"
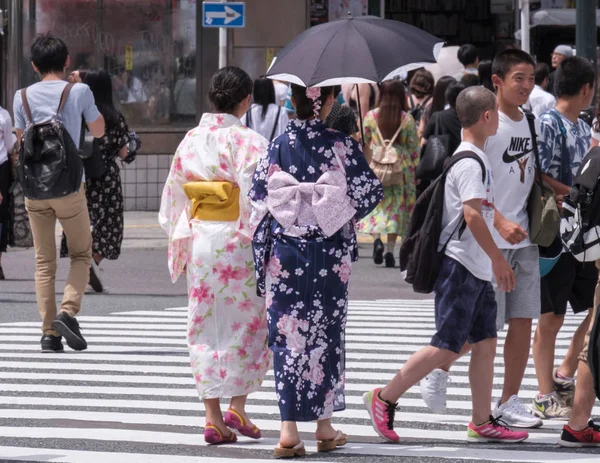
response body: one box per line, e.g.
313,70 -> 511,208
432,256 -> 498,353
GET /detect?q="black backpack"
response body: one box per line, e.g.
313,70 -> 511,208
399,151 -> 486,294
17,83 -> 83,200
408,94 -> 431,123
561,146 -> 600,262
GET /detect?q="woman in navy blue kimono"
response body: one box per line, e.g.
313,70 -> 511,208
249,84 -> 383,457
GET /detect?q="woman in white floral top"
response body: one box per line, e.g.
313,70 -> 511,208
159,67 -> 271,445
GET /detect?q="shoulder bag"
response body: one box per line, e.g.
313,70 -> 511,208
525,110 -> 560,247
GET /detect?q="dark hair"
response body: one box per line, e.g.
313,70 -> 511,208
409,69 -> 434,99
460,73 -> 480,88
456,86 -> 496,128
291,84 -> 334,120
378,80 -> 408,140
253,78 -> 276,119
555,56 -> 596,98
446,82 -> 466,109
208,67 -> 253,113
333,85 -> 342,99
492,49 -> 535,80
31,33 -> 69,75
457,44 -> 479,67
535,63 -> 551,86
82,68 -> 119,128
428,76 -> 456,117
478,60 -> 494,92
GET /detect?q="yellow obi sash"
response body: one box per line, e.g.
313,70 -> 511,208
183,181 -> 240,221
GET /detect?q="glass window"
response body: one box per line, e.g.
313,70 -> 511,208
23,0 -> 197,128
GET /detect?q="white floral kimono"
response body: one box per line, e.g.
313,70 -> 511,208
159,113 -> 272,399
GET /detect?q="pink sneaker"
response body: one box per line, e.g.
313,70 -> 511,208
467,416 -> 529,443
362,388 -> 400,442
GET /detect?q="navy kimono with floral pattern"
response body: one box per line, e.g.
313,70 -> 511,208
249,119 -> 383,422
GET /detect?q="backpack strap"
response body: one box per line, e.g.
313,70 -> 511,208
442,150 -> 487,242
375,114 -> 406,149
20,88 -> 33,125
523,109 -> 544,190
270,106 -> 282,141
57,83 -> 75,116
443,150 -> 486,183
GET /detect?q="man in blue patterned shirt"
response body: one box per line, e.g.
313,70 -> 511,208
532,56 -> 596,421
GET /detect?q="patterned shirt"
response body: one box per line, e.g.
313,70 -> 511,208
538,109 -> 591,186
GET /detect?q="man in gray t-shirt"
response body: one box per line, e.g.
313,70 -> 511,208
13,33 -> 104,355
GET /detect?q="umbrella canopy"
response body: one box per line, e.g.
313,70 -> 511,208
424,46 -> 462,83
266,15 -> 443,87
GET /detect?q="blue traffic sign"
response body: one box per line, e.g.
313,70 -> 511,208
202,2 -> 245,28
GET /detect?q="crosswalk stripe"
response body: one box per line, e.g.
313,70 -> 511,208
0,447 -> 296,463
1,300 -> 597,463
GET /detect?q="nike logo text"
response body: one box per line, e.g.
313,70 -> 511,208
502,137 -> 534,163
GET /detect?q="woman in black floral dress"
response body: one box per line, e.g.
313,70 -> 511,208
61,69 -> 132,291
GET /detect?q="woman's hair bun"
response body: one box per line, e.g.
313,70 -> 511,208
208,67 -> 253,113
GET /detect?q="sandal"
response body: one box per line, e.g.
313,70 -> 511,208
204,423 -> 238,445
274,441 -> 306,458
316,430 -> 347,452
224,409 -> 262,439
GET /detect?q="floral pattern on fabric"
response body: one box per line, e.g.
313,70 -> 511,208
249,119 -> 382,421
159,113 -> 271,399
61,112 -> 130,260
358,108 -> 419,237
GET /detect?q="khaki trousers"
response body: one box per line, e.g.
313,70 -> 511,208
25,186 -> 92,335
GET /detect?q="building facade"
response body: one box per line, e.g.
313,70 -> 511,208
0,0 -> 589,211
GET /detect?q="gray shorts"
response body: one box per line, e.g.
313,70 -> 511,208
493,245 -> 541,331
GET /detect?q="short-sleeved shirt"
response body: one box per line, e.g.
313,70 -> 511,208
13,80 -> 101,150
0,107 -> 16,165
537,109 -> 591,186
484,109 -> 538,249
438,142 -> 495,282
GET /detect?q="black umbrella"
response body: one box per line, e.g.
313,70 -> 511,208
266,14 -> 443,141
266,14 -> 443,87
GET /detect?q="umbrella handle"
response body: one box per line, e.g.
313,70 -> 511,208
355,84 -> 365,147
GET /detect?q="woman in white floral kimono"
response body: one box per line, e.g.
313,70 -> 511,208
159,67 -> 271,445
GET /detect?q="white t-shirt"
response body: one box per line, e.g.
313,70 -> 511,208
273,82 -> 289,105
528,85 -> 556,118
438,142 -> 495,282
485,110 -> 538,249
0,107 -> 16,165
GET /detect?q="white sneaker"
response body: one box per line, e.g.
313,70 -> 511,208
493,395 -> 543,429
420,369 -> 450,413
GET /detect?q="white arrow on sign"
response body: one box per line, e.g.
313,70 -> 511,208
205,6 -> 241,25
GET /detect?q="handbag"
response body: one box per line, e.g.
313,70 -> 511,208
416,112 -> 450,181
79,119 -> 106,180
525,110 -> 560,247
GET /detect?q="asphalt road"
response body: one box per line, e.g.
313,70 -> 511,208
0,242 -> 425,324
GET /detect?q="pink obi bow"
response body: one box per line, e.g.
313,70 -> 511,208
266,169 -> 356,237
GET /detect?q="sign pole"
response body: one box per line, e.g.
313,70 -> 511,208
519,0 -> 530,54
219,0 -> 228,68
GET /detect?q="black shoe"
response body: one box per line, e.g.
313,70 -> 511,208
51,312 -> 87,351
88,261 -> 104,293
40,335 -> 64,353
373,239 -> 384,265
0,265 -> 4,280
384,252 -> 396,268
